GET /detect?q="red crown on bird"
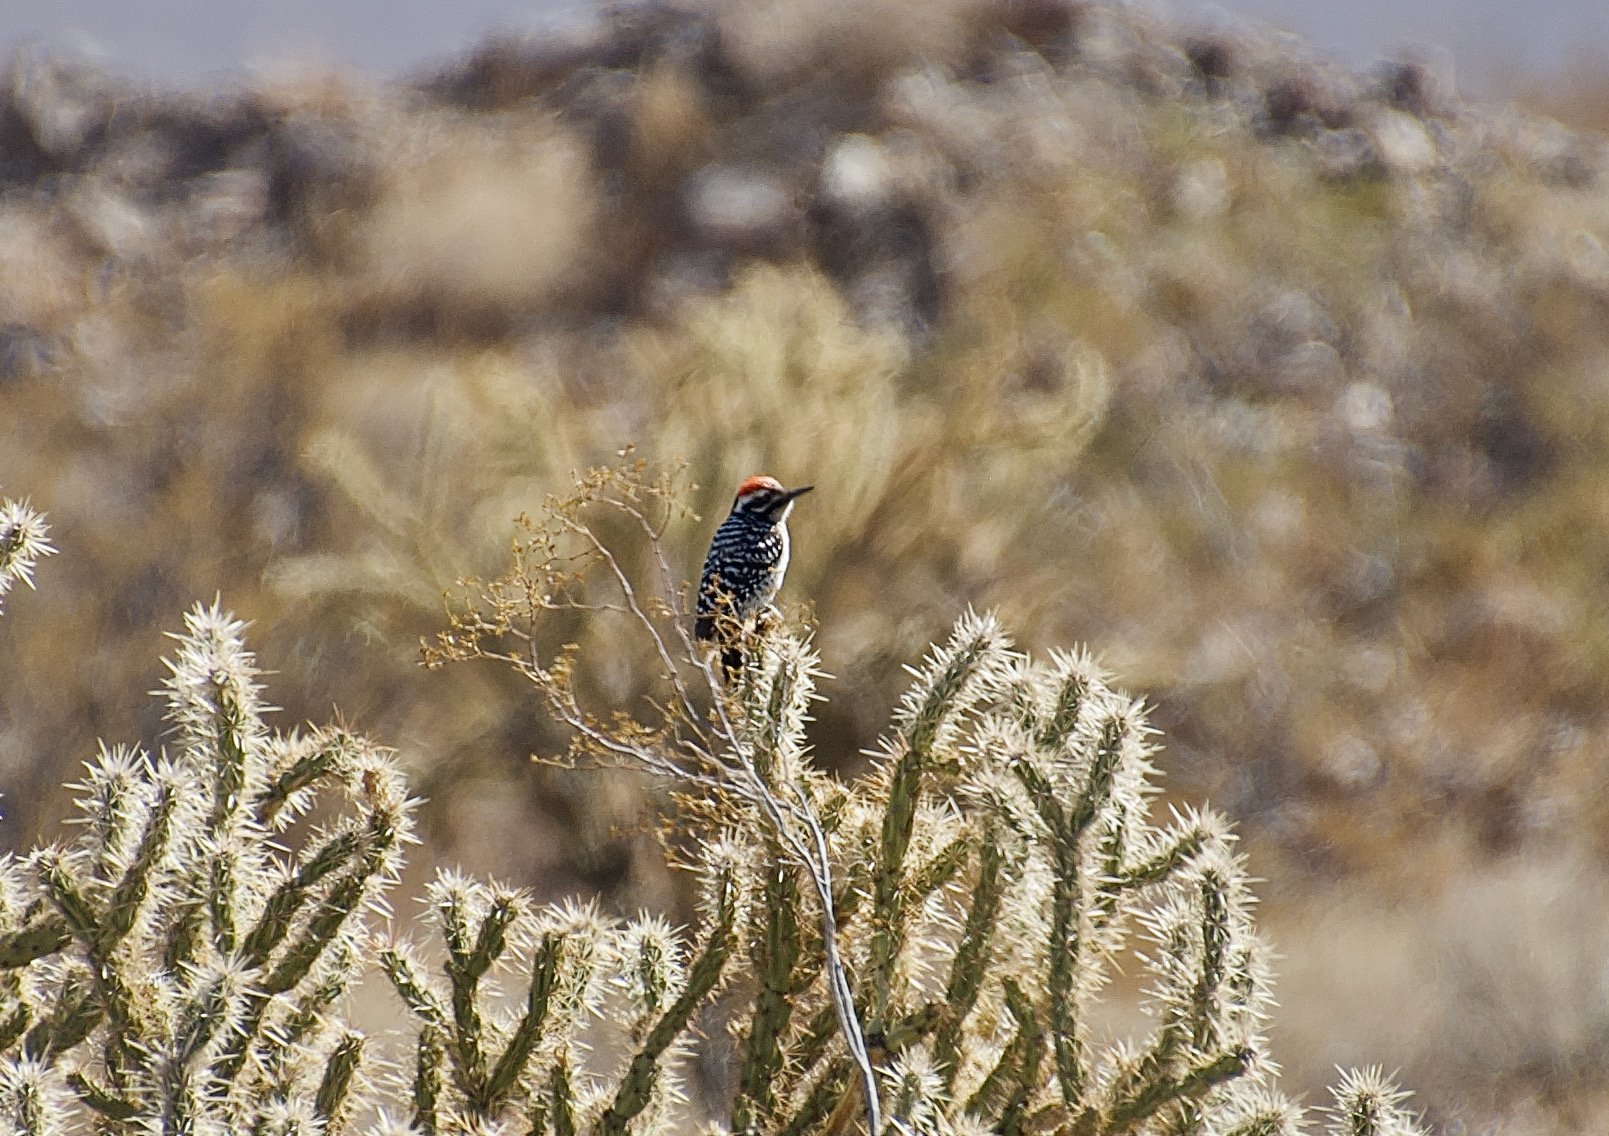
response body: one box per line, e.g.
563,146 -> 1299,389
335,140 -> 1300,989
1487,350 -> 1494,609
735,474 -> 786,500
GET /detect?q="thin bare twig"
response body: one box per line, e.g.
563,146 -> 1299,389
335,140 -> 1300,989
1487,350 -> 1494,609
435,469 -> 884,1132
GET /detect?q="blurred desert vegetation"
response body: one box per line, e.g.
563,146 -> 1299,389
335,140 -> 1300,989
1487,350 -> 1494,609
2,0 -> 1609,1130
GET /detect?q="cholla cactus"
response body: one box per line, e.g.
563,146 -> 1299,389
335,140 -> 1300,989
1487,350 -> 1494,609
0,467 -> 1425,1134
379,872 -> 736,1136
0,496 -> 55,615
0,602 -> 414,1134
1325,1069 -> 1427,1136
424,463 -> 1429,1136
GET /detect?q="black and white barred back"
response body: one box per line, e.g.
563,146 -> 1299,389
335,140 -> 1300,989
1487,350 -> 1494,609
695,512 -> 789,640
694,476 -> 811,645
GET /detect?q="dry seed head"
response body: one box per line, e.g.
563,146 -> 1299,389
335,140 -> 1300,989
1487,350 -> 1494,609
695,831 -> 760,931
1031,646 -> 1113,742
941,1114 -> 1000,1136
0,1056 -> 67,1136
881,1044 -> 950,1134
741,628 -> 823,784
1326,1067 -> 1424,1136
613,913 -> 686,1021
530,896 -> 613,1023
985,845 -> 1055,972
954,715 -> 1045,837
162,601 -> 271,760
0,856 -> 28,923
1203,1086 -> 1309,1136
259,732 -> 334,830
0,497 -> 55,613
1099,695 -> 1162,817
889,608 -> 1014,762
427,868 -> 496,930
255,1096 -> 322,1136
362,1110 -> 424,1136
65,743 -> 153,869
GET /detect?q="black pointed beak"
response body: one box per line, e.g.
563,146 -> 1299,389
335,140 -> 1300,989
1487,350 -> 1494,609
784,485 -> 814,503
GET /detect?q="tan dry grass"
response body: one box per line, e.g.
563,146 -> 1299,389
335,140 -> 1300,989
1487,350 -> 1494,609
358,115 -> 600,317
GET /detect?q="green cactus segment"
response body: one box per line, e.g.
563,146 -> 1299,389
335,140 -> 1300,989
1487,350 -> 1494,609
595,873 -> 736,1136
483,933 -> 564,1112
732,858 -> 803,1134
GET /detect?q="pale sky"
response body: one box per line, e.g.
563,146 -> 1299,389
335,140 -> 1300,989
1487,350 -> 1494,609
2,0 -> 1606,95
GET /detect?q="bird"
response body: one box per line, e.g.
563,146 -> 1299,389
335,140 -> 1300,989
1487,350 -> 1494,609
695,474 -> 813,676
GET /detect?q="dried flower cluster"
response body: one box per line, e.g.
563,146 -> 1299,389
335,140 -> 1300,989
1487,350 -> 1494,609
0,470 -> 1427,1133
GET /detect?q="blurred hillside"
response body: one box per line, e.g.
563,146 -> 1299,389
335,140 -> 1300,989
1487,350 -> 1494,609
3,0 -> 1609,1130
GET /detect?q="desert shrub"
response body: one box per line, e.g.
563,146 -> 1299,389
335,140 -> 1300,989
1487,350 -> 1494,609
0,472 -> 1425,1134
